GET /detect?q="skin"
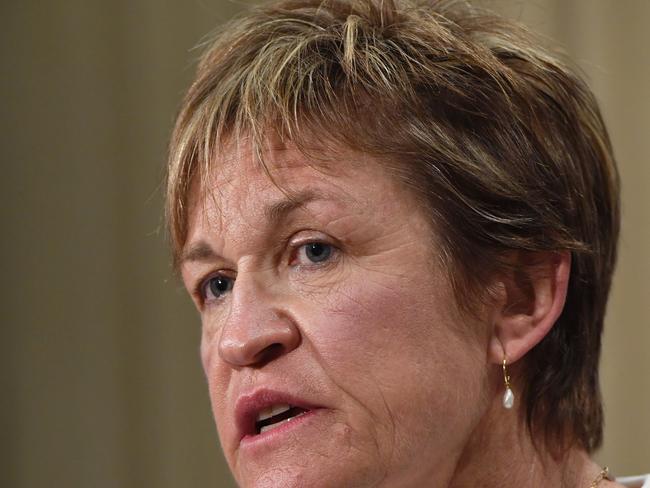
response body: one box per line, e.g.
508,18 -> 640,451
180,141 -> 622,488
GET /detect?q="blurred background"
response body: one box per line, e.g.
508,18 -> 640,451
1,1 -> 648,487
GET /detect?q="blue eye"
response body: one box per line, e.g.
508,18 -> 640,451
301,242 -> 333,264
202,275 -> 234,301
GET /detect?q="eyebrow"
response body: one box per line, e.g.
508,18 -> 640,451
264,189 -> 324,223
179,189 -> 326,265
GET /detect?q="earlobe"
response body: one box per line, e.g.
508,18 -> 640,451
488,251 -> 571,364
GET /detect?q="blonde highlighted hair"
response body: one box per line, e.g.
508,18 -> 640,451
167,0 -> 619,453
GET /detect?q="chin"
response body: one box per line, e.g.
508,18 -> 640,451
226,416 -> 387,488
234,462 -> 384,488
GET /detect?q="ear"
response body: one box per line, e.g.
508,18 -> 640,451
488,251 -> 571,365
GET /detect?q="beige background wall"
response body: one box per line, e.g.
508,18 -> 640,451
1,1 -> 647,487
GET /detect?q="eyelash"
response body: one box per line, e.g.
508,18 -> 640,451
195,239 -> 340,306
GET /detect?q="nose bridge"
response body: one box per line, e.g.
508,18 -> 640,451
217,271 -> 300,368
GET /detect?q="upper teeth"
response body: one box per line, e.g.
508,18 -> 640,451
257,404 -> 291,422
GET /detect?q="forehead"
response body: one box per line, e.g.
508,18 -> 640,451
208,142 -> 339,198
185,140 -> 397,233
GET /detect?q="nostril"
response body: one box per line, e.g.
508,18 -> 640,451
254,343 -> 286,366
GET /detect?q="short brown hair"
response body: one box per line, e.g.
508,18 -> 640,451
166,0 -> 620,453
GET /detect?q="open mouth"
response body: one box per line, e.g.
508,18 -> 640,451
255,404 -> 309,434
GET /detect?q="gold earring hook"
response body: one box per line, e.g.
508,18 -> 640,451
502,356 -> 511,389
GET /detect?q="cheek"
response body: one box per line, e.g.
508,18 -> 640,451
303,268 -> 488,460
200,330 -> 234,452
309,268 -> 460,382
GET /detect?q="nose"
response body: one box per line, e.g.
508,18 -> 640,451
217,275 -> 300,368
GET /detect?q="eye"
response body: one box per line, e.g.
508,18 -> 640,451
295,242 -> 335,265
200,274 -> 234,303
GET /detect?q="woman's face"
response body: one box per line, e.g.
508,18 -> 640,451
180,143 -> 492,487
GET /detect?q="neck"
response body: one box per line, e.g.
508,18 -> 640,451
446,395 -> 608,488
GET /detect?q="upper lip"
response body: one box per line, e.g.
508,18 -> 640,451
234,388 -> 321,442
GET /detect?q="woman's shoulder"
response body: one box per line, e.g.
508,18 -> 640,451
616,474 -> 650,488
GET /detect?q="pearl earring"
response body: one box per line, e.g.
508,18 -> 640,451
502,356 -> 514,409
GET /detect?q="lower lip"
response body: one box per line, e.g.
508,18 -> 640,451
240,408 -> 323,451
